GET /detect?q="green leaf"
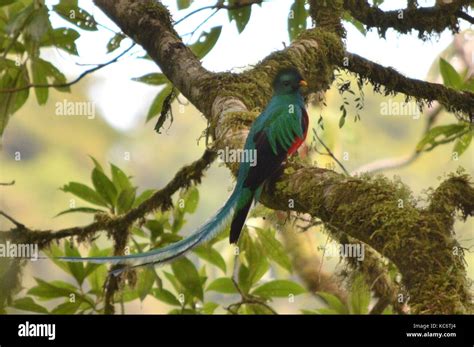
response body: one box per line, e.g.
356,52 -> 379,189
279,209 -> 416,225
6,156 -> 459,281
416,124 -> 468,152
177,0 -> 192,10
256,228 -> 292,272
193,245 -> 226,273
122,289 -> 139,303
463,78 -> 474,92
42,242 -> 70,274
137,267 -> 156,302
0,65 -> 30,137
145,220 -> 164,241
439,58 -> 462,90
110,163 -> 132,191
206,278 -> 238,294
39,59 -> 70,92
30,58 -> 70,104
189,26 -> 222,59
316,292 -> 348,314
64,240 -> 86,285
28,278 -> 77,299
183,186 -> 199,213
453,130 -> 472,158
132,73 -> 168,86
6,4 -> 33,36
117,188 -> 136,214
53,1 -> 98,31
41,27 -> 79,55
244,237 -> 269,287
349,274 -> 371,314
146,84 -> 173,122
91,168 -> 117,206
84,245 -> 109,282
55,206 -> 104,217
153,288 -> 181,306
60,182 -> 108,207
171,257 -> 203,301
89,155 -> 104,172
134,189 -> 156,207
201,302 -> 219,314
288,0 -> 308,41
106,33 -> 125,53
163,271 -> 182,293
24,6 -> 50,42
51,301 -> 81,314
31,58 -> 48,105
12,297 -> 48,313
87,255 -> 108,295
342,13 -> 366,35
228,1 -> 251,33
339,108 -> 347,128
252,280 -> 306,298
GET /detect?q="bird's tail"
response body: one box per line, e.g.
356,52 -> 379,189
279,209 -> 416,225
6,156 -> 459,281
51,189 -> 240,273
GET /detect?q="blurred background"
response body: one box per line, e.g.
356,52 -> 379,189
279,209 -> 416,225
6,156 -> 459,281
0,0 -> 472,313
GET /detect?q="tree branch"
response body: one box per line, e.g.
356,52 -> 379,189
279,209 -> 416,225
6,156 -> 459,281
340,53 -> 474,120
1,149 -> 217,248
0,44 -> 135,94
175,0 -> 263,26
343,0 -> 472,37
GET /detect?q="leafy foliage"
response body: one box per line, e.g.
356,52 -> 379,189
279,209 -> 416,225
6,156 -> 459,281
6,158 -> 314,314
288,0 -> 308,41
307,274 -> 378,315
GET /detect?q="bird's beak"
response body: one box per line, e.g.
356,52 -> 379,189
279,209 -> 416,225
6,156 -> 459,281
299,80 -> 308,88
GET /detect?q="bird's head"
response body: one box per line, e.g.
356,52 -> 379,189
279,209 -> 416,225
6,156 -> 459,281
272,68 -> 307,95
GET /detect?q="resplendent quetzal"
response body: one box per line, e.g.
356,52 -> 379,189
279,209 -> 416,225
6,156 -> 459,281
56,68 -> 309,272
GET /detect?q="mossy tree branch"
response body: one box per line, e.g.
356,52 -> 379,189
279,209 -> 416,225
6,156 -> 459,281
341,53 -> 474,120
343,0 -> 472,38
1,150 -> 216,248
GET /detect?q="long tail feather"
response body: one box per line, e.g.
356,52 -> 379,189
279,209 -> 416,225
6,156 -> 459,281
51,189 -> 240,271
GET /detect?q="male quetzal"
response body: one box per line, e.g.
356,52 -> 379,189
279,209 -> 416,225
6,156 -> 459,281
56,68 -> 309,272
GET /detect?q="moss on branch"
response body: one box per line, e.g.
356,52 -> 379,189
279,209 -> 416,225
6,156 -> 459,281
343,0 -> 471,38
342,53 -> 474,120
261,167 -> 473,313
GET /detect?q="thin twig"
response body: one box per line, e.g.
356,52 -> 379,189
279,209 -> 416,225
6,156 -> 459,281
0,44 -> 135,94
456,11 -> 474,24
312,128 -> 350,176
175,0 -> 263,26
0,180 -> 15,186
183,9 -> 219,39
0,211 -> 25,229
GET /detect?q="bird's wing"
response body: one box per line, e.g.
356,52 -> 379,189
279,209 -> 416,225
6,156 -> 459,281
243,104 -> 306,190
